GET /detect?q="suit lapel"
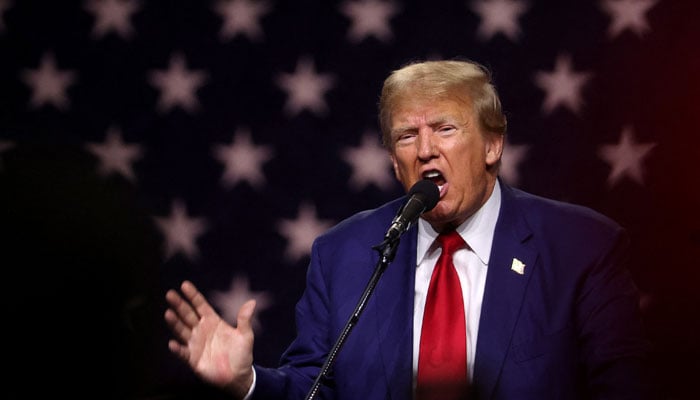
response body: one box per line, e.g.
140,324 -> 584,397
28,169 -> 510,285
472,182 -> 538,399
373,227 -> 417,400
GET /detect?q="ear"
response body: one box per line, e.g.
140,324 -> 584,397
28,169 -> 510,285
485,133 -> 505,167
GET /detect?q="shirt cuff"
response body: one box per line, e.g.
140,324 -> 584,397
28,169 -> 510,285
241,367 -> 256,400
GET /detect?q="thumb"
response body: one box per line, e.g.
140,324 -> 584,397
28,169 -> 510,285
236,299 -> 257,333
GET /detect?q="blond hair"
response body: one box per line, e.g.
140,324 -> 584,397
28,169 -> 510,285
378,59 -> 507,148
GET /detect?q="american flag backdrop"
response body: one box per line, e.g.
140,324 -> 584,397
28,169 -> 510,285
1,0 -> 699,398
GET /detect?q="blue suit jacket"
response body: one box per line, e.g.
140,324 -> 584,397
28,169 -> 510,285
253,181 -> 650,399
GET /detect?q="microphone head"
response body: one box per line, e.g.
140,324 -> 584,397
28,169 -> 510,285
408,179 -> 440,212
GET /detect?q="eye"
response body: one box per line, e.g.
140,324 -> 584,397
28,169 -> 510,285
437,125 -> 457,134
395,132 -> 417,145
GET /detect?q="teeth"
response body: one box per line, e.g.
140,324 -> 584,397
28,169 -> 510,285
424,171 -> 440,178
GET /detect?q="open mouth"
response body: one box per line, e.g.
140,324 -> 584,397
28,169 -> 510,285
422,170 -> 446,193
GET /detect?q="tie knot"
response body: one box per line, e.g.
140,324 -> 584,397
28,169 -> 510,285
437,230 -> 465,256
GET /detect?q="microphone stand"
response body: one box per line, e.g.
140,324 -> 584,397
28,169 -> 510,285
303,236 -> 401,400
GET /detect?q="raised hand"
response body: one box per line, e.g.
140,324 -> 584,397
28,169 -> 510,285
164,280 -> 256,398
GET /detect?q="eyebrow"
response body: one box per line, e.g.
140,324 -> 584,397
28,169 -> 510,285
390,115 -> 463,136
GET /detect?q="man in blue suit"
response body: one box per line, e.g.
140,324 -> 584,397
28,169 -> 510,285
164,60 -> 650,399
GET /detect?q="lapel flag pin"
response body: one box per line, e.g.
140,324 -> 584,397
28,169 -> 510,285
511,258 -> 526,275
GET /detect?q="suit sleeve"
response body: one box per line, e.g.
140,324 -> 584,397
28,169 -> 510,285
252,237 -> 334,400
576,226 -> 653,400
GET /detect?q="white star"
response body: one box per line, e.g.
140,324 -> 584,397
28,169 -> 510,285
598,126 -> 656,187
153,200 -> 208,262
340,0 -> 400,43
213,0 -> 271,41
148,53 -> 208,113
0,0 -> 12,32
21,53 -> 77,110
276,56 -> 335,117
84,126 -> 143,182
600,0 -> 658,39
212,127 -> 274,189
84,0 -> 141,40
341,131 -> 394,191
499,139 -> 530,186
210,275 -> 273,331
277,202 -> 333,263
533,54 -> 592,115
470,0 -> 529,42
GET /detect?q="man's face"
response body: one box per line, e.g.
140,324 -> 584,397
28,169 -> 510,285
388,95 -> 503,232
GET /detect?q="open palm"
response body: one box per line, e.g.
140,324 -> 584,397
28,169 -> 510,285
165,280 -> 256,397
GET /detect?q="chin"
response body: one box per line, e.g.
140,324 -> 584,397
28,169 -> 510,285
423,207 -> 452,225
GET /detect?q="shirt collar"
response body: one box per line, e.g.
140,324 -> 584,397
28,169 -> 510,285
416,180 -> 502,267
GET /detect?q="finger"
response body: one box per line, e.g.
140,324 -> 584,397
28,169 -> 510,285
236,299 -> 257,334
168,339 -> 190,361
181,280 -> 219,319
164,288 -> 183,309
164,308 -> 192,342
166,286 -> 200,328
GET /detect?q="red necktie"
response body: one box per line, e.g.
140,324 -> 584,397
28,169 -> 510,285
416,230 -> 469,400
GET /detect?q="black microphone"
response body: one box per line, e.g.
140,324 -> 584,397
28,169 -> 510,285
304,179 -> 439,400
384,179 -> 440,242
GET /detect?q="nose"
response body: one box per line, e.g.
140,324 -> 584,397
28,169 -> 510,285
416,129 -> 438,161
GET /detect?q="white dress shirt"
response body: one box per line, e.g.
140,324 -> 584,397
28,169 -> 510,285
247,183 -> 502,399
412,182 -> 501,386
